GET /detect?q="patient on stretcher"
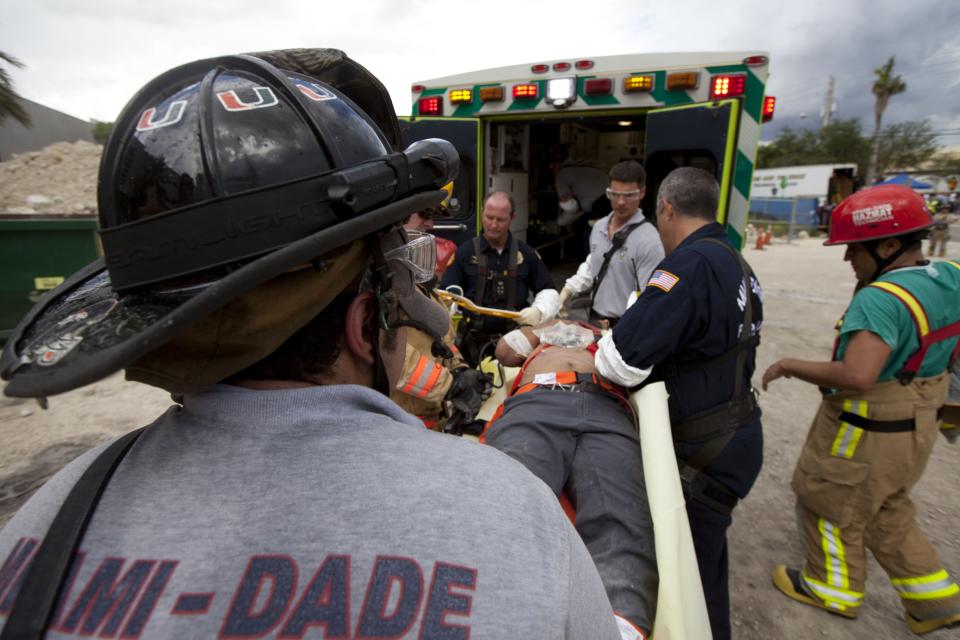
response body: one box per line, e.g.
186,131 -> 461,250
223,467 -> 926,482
483,320 -> 659,639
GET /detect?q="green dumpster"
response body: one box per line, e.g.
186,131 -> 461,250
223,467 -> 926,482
0,215 -> 101,340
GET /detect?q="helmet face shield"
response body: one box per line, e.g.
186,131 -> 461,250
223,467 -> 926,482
385,230 -> 436,283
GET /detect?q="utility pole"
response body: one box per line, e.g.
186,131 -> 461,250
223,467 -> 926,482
820,75 -> 836,128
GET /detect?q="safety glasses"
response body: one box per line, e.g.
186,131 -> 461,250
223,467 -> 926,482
606,188 -> 642,200
385,230 -> 437,283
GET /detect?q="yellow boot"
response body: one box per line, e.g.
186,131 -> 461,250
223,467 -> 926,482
772,565 -> 858,619
906,611 -> 960,635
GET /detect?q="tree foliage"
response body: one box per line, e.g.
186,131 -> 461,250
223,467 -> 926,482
91,120 -> 114,144
866,56 -> 907,185
757,118 -> 938,178
0,50 -> 31,127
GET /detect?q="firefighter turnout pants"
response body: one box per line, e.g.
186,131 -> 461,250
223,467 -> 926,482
792,373 -> 960,622
484,386 -> 659,634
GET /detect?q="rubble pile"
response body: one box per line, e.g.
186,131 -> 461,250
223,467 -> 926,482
0,140 -> 103,215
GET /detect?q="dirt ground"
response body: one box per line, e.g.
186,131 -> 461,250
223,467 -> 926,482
1,233 -> 959,638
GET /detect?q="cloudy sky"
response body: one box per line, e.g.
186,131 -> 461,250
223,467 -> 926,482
3,0 -> 958,145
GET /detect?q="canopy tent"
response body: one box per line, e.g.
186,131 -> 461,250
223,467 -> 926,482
876,173 -> 934,190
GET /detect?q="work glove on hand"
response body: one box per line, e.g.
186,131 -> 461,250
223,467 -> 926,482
444,368 -> 493,430
557,287 -> 573,319
517,306 -> 543,326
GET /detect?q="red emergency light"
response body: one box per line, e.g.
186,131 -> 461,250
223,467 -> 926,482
418,96 -> 443,116
584,78 -> 612,95
411,84 -> 425,93
575,60 -> 594,70
513,83 -> 538,99
531,64 -> 549,74
762,95 -> 776,122
710,74 -> 746,99
742,55 -> 768,67
553,62 -> 571,72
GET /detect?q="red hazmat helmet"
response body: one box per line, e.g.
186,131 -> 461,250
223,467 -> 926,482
825,184 -> 933,246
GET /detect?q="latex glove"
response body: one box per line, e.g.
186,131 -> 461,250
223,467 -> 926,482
557,287 -> 573,319
517,306 -> 543,326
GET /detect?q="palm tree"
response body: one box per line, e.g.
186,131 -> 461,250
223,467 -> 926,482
864,56 -> 906,186
0,51 -> 31,127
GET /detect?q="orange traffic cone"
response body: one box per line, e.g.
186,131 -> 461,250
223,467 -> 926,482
754,229 -> 766,250
764,226 -> 773,247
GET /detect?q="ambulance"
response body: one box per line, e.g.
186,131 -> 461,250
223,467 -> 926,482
401,51 -> 775,259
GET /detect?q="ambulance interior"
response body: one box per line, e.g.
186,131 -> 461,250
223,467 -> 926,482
486,116 -> 719,266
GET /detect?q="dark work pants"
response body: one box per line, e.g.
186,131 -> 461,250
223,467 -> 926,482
485,387 -> 658,634
676,417 -> 764,640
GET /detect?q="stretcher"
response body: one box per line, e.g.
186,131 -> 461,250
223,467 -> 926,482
462,294 -> 712,639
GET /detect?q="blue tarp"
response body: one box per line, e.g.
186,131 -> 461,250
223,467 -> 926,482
876,173 -> 933,189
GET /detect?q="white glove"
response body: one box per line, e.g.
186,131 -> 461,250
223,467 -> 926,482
517,306 -> 543,326
557,287 -> 573,319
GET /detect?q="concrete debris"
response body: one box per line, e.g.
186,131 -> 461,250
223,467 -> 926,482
0,140 -> 102,214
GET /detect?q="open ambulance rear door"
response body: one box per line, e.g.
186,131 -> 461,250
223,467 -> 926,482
644,99 -> 743,245
399,117 -> 481,247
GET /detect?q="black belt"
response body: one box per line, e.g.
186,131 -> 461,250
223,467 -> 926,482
838,406 -> 944,433
672,392 -> 759,443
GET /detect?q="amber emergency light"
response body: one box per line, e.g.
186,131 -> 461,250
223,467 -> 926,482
624,75 -> 654,93
666,72 -> 699,91
449,89 -> 473,104
479,86 -> 504,102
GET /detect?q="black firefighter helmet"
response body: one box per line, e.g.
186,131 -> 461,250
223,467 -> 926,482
1,53 -> 457,398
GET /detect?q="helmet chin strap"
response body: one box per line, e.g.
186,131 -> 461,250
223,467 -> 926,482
863,240 -> 908,283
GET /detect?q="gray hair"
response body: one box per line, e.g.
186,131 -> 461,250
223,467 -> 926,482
657,167 -> 719,221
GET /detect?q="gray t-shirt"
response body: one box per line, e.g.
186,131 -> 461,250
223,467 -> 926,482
566,210 -> 665,319
0,384 -> 618,639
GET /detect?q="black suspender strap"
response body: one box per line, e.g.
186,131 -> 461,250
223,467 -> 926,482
590,220 -> 645,308
1,427 -> 146,639
472,236 -> 487,307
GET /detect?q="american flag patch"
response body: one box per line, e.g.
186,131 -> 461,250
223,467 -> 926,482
647,269 -> 680,292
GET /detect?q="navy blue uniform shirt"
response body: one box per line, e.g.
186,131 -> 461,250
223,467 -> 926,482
613,222 -> 763,422
441,232 -> 555,310
612,222 -> 763,494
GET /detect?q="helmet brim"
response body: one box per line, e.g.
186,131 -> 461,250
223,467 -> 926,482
1,190 -> 444,398
823,221 -> 934,246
